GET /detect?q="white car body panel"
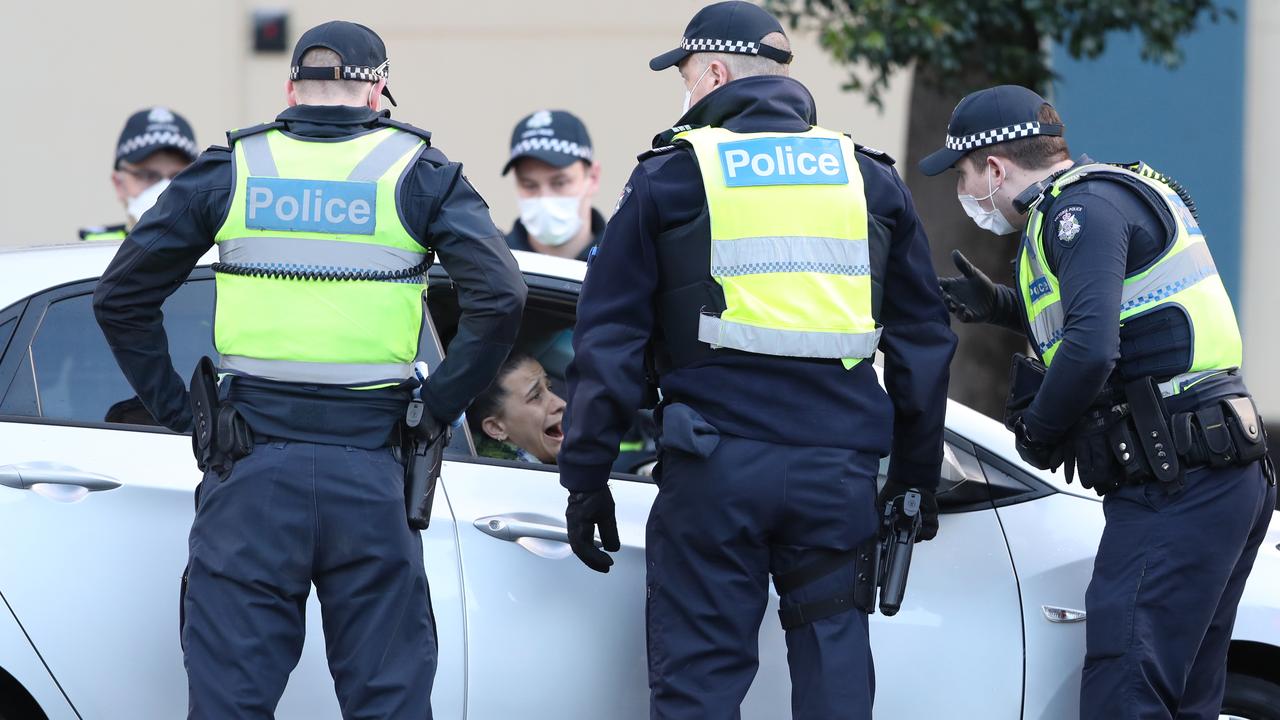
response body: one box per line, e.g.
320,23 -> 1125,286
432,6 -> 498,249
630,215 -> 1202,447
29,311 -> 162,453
0,244 -> 1276,719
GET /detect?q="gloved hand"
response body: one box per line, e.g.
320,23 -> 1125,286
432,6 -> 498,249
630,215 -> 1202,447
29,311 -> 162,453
566,488 -> 621,573
1013,417 -> 1064,471
938,250 -> 997,323
877,480 -> 939,541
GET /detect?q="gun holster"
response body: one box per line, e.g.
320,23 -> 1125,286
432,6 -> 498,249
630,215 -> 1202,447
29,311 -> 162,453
774,540 -> 878,631
402,420 -> 450,531
189,357 -> 253,474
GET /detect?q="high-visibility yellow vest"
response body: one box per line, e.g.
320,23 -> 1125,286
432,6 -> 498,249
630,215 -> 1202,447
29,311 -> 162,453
213,124 -> 430,387
674,126 -> 880,368
79,225 -> 127,242
1017,162 -> 1241,395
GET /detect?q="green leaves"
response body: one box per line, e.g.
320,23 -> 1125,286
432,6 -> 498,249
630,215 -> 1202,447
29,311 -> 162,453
768,0 -> 1234,105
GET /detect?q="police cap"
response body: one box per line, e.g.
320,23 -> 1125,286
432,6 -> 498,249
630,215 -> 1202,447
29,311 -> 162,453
115,106 -> 198,169
290,21 -> 397,107
919,85 -> 1064,177
502,110 -> 593,176
649,1 -> 793,71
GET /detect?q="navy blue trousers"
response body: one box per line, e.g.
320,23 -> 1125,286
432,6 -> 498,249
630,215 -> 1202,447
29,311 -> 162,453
182,440 -> 437,719
1080,460 -> 1275,719
647,405 -> 880,720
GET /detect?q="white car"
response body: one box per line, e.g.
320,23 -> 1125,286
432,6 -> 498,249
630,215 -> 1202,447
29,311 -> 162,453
0,242 -> 1276,720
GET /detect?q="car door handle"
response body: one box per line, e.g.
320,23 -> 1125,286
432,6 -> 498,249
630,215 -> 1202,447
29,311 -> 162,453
475,515 -> 571,544
0,463 -> 122,492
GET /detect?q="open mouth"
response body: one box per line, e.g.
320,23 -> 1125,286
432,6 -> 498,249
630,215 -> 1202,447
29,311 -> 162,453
544,421 -> 564,442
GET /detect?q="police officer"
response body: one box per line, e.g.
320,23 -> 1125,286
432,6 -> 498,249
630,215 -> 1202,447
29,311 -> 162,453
557,3 -> 956,717
93,21 -> 526,718
80,106 -> 199,241
921,85 -> 1276,718
502,109 -> 604,260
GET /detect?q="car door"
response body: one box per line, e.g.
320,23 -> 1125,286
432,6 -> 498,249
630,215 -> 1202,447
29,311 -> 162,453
743,434 -> 1027,719
433,276 -> 653,719
0,272 -> 465,719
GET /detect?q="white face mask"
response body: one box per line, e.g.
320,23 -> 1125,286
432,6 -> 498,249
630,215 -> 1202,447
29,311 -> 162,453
681,63 -> 713,115
127,179 -> 170,224
958,168 -> 1016,236
519,195 -> 583,247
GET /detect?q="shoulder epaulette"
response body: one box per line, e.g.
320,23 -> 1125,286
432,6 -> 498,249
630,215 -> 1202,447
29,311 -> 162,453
638,144 -> 683,162
376,117 -> 433,143
226,121 -> 284,144
417,146 -> 450,167
853,142 -> 895,166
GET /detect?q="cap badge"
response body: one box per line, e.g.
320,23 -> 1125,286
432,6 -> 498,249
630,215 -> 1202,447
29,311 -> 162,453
148,107 -> 176,123
526,110 -> 553,129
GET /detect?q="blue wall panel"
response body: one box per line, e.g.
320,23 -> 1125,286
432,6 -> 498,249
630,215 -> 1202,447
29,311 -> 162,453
1051,0 -> 1246,302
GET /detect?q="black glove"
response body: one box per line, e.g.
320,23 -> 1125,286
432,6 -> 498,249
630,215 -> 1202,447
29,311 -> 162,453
1013,417 -> 1064,471
877,480 -> 939,542
566,488 -> 621,573
938,250 -> 997,323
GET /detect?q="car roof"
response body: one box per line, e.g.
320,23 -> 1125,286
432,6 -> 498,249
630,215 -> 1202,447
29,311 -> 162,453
0,243 -> 585,309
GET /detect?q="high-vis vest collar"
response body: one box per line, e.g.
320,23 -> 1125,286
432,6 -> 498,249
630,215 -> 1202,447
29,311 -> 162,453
1017,162 -> 1242,393
674,126 -> 881,367
213,126 -> 429,387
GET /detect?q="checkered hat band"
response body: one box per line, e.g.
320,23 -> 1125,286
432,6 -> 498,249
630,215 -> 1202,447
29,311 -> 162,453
510,137 -> 593,161
290,64 -> 389,81
117,131 -> 199,160
945,122 -> 1046,152
681,37 -> 759,55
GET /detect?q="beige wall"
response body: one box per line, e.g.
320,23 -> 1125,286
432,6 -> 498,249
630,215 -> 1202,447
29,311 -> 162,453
1243,0 -> 1279,416
0,0 -> 910,249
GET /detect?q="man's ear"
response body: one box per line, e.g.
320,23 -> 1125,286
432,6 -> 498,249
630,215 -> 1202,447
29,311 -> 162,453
481,416 -> 506,442
585,161 -> 602,197
709,59 -> 731,88
369,79 -> 387,111
986,155 -> 1008,184
286,79 -> 299,108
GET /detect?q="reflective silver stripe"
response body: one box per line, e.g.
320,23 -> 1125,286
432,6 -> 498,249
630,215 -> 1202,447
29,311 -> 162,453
711,236 -> 869,278
1119,241 -> 1217,313
1158,369 -> 1233,397
220,355 -> 412,386
218,236 -> 426,272
1030,301 -> 1065,354
698,315 -> 881,359
240,134 -> 278,178
347,131 -> 423,182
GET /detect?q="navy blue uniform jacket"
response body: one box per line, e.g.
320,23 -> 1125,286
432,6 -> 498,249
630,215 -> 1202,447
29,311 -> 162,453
558,76 -> 957,493
93,105 -> 527,448
989,164 -> 1246,441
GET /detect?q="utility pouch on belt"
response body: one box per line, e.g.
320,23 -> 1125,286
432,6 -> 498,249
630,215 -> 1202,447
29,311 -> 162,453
1173,395 -> 1268,470
1124,377 -> 1182,489
1005,353 -> 1046,431
189,356 -> 253,473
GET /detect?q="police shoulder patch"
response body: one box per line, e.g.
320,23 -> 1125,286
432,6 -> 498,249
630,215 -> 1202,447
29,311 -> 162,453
613,183 -> 633,214
1054,204 -> 1086,248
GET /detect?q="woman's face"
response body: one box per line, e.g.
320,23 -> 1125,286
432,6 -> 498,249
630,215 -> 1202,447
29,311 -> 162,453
482,359 -> 566,463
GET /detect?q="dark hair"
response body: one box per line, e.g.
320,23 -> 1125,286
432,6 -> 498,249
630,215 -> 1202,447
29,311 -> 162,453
966,103 -> 1070,172
467,353 -> 535,437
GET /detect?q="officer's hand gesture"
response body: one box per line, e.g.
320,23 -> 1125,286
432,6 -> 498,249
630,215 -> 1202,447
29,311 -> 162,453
565,487 -> 622,573
938,250 -> 996,323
